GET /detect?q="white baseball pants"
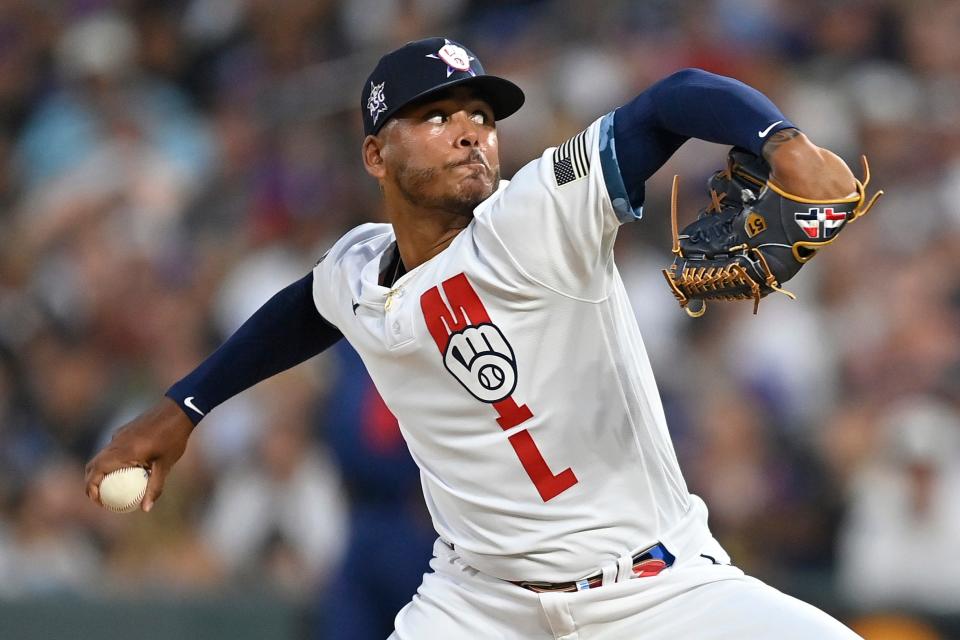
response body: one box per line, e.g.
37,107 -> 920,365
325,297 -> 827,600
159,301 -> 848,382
390,538 -> 861,639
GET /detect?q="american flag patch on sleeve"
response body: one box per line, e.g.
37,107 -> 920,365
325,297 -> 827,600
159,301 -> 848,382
553,129 -> 590,187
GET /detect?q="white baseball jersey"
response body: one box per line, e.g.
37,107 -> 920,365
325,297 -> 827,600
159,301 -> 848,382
312,113 -> 709,582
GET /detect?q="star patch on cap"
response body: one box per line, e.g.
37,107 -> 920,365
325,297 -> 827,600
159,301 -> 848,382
426,39 -> 476,77
367,81 -> 387,124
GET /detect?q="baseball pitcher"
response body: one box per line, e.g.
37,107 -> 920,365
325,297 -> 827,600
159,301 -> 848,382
86,37 -> 879,638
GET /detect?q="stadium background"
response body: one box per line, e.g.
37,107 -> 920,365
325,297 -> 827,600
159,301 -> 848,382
1,0 -> 959,638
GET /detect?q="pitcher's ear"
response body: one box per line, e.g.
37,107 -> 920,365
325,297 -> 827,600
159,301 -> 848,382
362,134 -> 386,179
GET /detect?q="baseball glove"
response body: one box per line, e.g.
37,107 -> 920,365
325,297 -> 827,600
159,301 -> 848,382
662,148 -> 883,317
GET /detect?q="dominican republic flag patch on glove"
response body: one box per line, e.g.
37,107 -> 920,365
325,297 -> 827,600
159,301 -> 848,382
794,206 -> 846,239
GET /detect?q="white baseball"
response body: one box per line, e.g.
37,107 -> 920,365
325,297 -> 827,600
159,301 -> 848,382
99,467 -> 149,513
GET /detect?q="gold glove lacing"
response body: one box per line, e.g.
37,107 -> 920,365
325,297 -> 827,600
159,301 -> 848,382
663,262 -> 761,317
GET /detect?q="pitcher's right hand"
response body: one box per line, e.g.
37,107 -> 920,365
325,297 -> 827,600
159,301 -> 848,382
85,397 -> 194,512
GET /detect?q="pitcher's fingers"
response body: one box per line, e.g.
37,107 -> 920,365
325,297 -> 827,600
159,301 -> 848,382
84,452 -> 128,504
142,462 -> 165,512
85,465 -> 105,504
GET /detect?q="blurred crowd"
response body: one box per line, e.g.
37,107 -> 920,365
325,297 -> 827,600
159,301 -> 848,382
1,0 -> 960,638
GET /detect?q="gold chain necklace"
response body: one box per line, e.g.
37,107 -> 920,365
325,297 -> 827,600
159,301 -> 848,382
390,250 -> 403,285
385,248 -> 404,310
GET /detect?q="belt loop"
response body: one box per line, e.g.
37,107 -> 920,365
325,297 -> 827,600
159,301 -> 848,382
539,592 -> 578,639
616,552 -> 634,582
600,563 -> 617,587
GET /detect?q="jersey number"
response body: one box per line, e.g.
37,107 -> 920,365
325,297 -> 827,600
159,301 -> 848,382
421,273 -> 578,502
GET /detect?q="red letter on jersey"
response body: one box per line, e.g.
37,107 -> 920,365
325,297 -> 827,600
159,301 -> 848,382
421,273 -> 577,502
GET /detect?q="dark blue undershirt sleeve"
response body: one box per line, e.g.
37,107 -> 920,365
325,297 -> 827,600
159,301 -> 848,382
165,272 -> 343,424
612,68 -> 795,209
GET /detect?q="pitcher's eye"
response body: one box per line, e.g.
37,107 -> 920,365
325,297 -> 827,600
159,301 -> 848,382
425,112 -> 446,124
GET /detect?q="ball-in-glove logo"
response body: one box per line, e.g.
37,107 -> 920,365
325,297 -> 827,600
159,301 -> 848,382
443,323 -> 517,403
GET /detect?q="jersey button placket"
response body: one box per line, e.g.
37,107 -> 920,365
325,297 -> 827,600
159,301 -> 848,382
383,286 -> 414,347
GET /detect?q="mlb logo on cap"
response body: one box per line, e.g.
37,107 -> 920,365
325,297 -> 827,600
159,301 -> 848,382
360,37 -> 525,136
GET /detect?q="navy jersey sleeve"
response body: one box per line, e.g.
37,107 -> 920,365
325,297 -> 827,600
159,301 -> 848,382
612,68 -> 795,210
166,272 -> 342,424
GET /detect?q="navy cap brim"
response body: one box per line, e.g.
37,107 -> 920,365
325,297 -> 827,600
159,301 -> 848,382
372,74 -> 524,135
